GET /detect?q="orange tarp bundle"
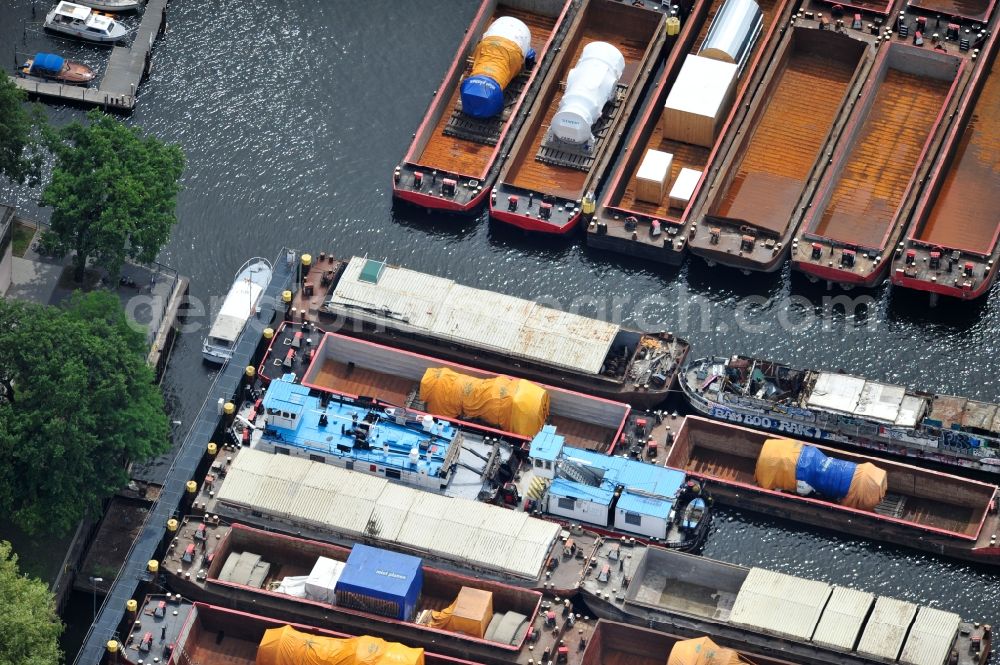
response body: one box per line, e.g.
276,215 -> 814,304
842,462 -> 887,511
470,36 -> 525,90
668,637 -> 745,665
754,438 -> 802,491
428,587 -> 494,638
419,367 -> 549,437
257,626 -> 425,665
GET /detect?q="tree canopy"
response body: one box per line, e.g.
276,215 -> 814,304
0,541 -> 62,665
0,291 -> 170,534
40,109 -> 184,281
0,75 -> 43,186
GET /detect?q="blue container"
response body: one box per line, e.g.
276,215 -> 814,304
334,544 -> 423,621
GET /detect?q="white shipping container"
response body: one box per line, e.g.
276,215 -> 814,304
662,55 -> 739,148
634,149 -> 673,205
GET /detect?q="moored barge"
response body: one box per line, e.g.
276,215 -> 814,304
792,41 -> 967,288
586,0 -> 792,263
583,620 -> 804,665
392,0 -> 575,212
307,255 -> 688,409
578,544 -> 991,665
488,0 -> 675,233
682,354 -> 1000,471
892,30 -> 1000,300
664,415 -> 1000,565
193,447 -> 583,590
244,326 -> 710,545
161,519 -> 589,665
120,596 -> 477,665
690,20 -> 875,272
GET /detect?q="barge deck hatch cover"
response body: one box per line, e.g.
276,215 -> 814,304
327,257 -> 619,375
728,568 -> 831,640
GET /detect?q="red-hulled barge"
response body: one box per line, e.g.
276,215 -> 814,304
791,40 -> 968,288
892,29 -> 1000,300
587,0 -> 794,263
392,0 -> 575,213
489,0 -> 677,234
665,415 -> 1000,566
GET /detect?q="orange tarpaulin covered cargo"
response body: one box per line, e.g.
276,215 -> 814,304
428,586 -> 494,638
419,367 -> 549,437
754,438 -> 802,491
843,462 -> 887,511
668,637 -> 745,665
257,626 -> 425,665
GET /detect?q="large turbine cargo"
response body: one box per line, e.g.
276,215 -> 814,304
461,17 -> 534,118
550,41 -> 626,145
257,626 -> 426,665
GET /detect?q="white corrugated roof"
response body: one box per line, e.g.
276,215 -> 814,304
854,382 -> 906,423
806,373 -> 866,413
214,449 -> 561,580
857,596 -> 918,661
899,607 -> 961,665
812,586 -> 875,650
729,568 -> 832,640
326,257 -> 620,375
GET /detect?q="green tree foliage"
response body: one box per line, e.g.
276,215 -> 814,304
0,541 -> 62,665
0,291 -> 170,534
0,76 -> 44,186
40,110 -> 184,281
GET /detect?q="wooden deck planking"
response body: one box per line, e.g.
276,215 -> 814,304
507,12 -> 658,197
311,358 -> 414,404
613,0 -> 778,217
414,6 -> 558,174
186,632 -> 259,665
916,68 -> 1000,253
713,47 -> 859,232
813,69 -> 954,247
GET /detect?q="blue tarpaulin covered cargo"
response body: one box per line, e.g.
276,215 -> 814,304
755,439 -> 887,511
335,544 -> 423,621
32,53 -> 65,73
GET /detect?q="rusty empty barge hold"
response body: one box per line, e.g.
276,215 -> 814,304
892,29 -> 1000,300
791,38 -> 968,289
585,0 -> 793,264
488,0 -> 673,234
392,0 -> 574,213
691,19 -> 875,273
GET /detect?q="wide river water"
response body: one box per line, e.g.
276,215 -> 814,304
2,0 -> 1000,658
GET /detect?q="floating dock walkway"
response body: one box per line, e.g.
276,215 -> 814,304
72,250 -> 293,665
10,0 -> 169,112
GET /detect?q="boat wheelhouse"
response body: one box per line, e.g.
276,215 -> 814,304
44,2 -> 129,43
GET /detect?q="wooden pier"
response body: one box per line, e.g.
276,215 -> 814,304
9,0 -> 169,113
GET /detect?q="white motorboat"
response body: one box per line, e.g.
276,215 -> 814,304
44,2 -> 130,43
202,258 -> 273,364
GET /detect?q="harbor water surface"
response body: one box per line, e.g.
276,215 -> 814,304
2,0 -> 1000,655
